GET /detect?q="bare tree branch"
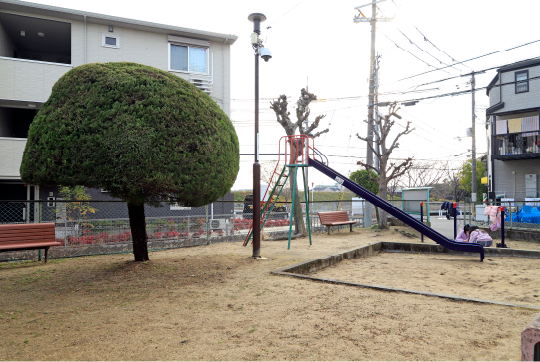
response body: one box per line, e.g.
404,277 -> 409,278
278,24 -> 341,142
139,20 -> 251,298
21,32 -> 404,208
269,88 -> 329,236
355,96 -> 416,229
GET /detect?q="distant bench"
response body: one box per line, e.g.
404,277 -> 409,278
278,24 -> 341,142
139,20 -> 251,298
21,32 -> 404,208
0,223 -> 61,262
318,211 -> 358,235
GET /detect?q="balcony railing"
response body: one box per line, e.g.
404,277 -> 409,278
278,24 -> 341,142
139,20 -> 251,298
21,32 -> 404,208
0,137 -> 27,178
493,130 -> 540,158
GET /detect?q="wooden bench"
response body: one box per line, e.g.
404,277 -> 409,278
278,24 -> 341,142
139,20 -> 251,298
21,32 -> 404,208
0,223 -> 61,262
318,211 -> 358,235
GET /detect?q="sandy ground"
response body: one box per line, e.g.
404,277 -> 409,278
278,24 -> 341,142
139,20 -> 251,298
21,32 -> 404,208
315,253 -> 540,306
0,226 -> 539,361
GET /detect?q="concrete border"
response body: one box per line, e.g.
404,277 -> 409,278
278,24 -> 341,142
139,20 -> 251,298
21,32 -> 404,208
271,241 -> 540,311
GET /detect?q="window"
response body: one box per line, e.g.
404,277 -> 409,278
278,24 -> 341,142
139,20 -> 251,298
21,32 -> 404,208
515,70 -> 529,93
102,34 -> 120,49
169,44 -> 208,74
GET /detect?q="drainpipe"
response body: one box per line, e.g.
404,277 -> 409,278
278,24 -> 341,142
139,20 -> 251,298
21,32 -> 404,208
84,15 -> 87,64
223,37 -> 228,114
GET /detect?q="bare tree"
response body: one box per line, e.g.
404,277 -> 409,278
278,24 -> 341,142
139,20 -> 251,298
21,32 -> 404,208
357,102 -> 415,229
430,166 -> 469,202
401,161 -> 448,189
270,88 -> 328,236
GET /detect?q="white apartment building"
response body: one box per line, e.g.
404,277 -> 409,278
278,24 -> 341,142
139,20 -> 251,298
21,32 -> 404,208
0,0 -> 237,218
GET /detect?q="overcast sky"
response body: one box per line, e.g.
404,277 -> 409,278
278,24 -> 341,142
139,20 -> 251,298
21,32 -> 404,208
29,0 -> 540,191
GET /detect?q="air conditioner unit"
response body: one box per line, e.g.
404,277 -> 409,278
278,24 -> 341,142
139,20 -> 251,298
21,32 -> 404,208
209,219 -> 227,230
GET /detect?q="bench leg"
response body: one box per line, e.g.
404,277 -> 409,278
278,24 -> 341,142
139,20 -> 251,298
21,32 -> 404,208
44,248 -> 49,263
38,249 -> 41,262
350,224 -> 353,232
327,226 -> 330,235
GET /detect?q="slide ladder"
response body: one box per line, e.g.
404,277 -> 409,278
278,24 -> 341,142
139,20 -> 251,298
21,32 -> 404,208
308,157 -> 484,261
243,166 -> 290,246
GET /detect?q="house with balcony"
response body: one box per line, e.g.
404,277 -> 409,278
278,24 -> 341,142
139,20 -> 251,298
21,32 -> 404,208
0,0 -> 237,221
486,58 -> 540,201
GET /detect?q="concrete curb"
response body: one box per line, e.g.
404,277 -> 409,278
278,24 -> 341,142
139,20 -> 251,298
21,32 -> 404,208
271,241 -> 540,311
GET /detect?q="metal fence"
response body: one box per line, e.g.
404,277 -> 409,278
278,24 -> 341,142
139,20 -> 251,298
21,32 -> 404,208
0,198 -> 443,262
462,200 -> 540,231
0,199 -> 378,261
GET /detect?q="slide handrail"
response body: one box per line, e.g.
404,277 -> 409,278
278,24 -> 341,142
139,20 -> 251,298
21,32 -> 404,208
308,157 -> 484,261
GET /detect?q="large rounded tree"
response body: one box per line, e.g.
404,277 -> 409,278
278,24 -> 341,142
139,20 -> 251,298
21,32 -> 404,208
21,62 -> 239,261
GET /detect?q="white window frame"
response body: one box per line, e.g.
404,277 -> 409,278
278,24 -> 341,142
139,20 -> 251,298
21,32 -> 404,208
168,43 -> 209,75
102,33 -> 120,49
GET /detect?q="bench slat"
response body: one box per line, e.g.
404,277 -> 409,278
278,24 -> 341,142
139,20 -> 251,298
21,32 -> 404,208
0,242 -> 62,251
318,211 -> 351,225
0,223 -> 55,231
324,221 -> 357,226
0,233 -> 56,243
0,230 -> 55,238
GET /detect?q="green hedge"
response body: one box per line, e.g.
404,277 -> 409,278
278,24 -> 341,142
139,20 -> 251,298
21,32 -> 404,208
21,62 -> 239,206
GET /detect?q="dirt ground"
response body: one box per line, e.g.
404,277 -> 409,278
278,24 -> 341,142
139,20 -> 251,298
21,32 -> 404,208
315,253 -> 540,306
1,226 -> 539,361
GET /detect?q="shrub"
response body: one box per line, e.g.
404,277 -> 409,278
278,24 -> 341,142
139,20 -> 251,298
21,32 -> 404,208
20,62 -> 239,261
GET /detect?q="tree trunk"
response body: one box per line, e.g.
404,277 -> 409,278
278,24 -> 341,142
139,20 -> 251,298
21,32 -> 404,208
127,202 -> 149,261
288,168 -> 307,236
378,186 -> 389,229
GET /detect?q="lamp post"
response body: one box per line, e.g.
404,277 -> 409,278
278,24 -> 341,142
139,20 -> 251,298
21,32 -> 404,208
248,13 -> 271,259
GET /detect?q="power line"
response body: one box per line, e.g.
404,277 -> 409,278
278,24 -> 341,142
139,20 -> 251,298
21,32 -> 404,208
396,29 -> 462,72
392,72 -> 540,104
395,38 -> 540,82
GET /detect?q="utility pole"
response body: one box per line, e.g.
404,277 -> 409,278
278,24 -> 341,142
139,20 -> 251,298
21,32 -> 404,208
354,0 -> 391,227
461,70 -> 485,203
374,54 -> 381,172
354,1 -> 392,167
471,73 -> 476,203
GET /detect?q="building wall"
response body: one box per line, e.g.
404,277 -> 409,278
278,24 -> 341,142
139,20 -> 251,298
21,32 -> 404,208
489,74 -> 501,107
0,18 -> 14,57
496,65 -> 540,113
0,8 -> 233,188
494,159 -> 540,199
0,9 -> 231,116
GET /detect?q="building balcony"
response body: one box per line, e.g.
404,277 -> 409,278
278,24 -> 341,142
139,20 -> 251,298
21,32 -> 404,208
0,137 -> 26,178
0,57 -> 72,103
493,131 -> 540,160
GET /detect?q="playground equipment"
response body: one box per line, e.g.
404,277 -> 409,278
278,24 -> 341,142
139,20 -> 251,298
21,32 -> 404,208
244,135 -> 485,261
243,135 -> 313,249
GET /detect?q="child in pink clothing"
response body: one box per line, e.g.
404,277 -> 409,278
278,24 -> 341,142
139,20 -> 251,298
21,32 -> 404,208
455,225 -> 493,247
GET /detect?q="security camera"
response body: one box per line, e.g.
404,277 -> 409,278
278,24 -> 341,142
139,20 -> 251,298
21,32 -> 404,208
260,48 -> 272,62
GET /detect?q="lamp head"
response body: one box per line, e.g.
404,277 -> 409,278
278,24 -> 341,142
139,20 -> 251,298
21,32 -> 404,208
248,13 -> 267,34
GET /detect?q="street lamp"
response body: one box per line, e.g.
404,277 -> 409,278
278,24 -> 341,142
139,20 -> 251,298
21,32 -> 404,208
248,13 -> 271,259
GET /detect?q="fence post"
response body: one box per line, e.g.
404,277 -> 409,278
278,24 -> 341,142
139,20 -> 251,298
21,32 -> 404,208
187,215 -> 190,238
420,202 -> 424,243
453,202 -> 458,240
206,205 -> 209,245
498,207 -> 507,248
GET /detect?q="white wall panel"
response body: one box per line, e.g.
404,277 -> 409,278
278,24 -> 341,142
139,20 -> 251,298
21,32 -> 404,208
122,28 -> 145,64
14,61 -> 43,101
0,58 -> 15,99
0,138 -> 26,177
43,64 -> 70,100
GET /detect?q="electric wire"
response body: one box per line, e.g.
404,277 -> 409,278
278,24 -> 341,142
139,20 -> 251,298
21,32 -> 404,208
395,39 -> 540,83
